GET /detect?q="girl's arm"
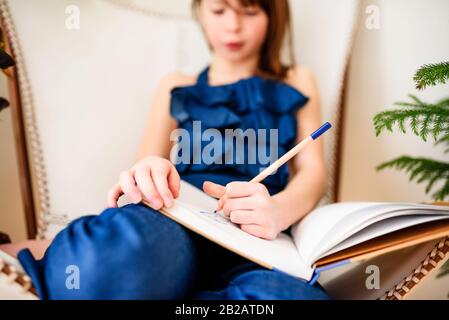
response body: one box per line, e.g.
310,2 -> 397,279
203,66 -> 327,239
108,73 -> 195,209
273,67 -> 327,231
135,73 -> 194,162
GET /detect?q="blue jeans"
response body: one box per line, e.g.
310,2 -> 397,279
18,203 -> 331,300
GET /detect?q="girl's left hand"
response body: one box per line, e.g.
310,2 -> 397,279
203,181 -> 283,240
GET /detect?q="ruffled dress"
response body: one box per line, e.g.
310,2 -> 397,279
14,67 -> 331,300
171,66 -> 309,196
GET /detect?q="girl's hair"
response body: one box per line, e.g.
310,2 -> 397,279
192,0 -> 295,80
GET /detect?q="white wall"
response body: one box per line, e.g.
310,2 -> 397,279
1,0 -> 448,242
340,0 -> 449,203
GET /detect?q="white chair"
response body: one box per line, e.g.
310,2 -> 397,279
0,0 -> 360,239
0,0 -> 361,298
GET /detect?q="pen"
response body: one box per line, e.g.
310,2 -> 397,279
214,121 -> 332,213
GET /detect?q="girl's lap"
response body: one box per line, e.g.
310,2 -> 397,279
193,267 -> 331,300
192,251 -> 331,300
10,203 -> 330,300
180,214 -> 332,300
17,203 -> 201,299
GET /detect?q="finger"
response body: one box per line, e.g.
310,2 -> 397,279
217,196 -> 226,209
229,210 -> 261,225
119,170 -> 141,203
240,224 -> 275,240
167,167 -> 181,198
203,181 -> 226,212
134,166 -> 163,209
203,181 -> 226,198
222,197 -> 256,217
151,169 -> 174,208
107,183 -> 123,208
225,182 -> 266,198
215,195 -> 227,213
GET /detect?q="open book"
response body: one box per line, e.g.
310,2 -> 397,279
147,180 -> 449,283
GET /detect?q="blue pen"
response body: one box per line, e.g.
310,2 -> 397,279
250,121 -> 332,183
214,122 -> 332,212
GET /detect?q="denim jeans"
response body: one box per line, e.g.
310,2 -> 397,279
18,203 -> 331,300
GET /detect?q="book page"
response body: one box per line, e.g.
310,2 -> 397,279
322,213 -> 449,258
291,202 -> 380,265
155,180 -> 314,280
308,207 -> 448,263
291,202 -> 449,266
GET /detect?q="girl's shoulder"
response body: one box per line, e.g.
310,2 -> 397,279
158,72 -> 196,94
284,65 -> 318,98
159,67 -> 318,98
158,72 -> 197,93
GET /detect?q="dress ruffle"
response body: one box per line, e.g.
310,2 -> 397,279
170,67 -> 309,194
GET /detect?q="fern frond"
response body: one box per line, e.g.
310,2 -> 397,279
393,94 -> 431,108
373,101 -> 449,142
376,156 -> 449,201
414,61 -> 449,90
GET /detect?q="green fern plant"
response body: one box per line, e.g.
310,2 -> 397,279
373,61 -> 449,201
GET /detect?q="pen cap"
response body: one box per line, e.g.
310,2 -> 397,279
310,122 -> 332,140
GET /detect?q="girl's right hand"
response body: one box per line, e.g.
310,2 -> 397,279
107,156 -> 181,210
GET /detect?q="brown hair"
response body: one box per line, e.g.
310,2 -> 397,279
192,0 -> 295,80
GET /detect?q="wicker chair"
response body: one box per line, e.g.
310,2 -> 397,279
5,0 -> 444,300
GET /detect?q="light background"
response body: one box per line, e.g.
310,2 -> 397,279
0,0 -> 448,241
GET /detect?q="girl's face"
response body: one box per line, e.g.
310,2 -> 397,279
198,0 -> 269,63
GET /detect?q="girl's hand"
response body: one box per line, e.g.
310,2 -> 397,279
107,156 -> 180,209
203,181 -> 282,240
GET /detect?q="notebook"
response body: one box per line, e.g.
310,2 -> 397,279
148,180 -> 449,283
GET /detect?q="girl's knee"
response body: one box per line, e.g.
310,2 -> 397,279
96,203 -> 196,248
40,203 -> 199,299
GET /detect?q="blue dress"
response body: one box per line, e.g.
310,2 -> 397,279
16,67 -> 331,300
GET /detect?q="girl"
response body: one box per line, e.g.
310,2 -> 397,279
12,0 -> 330,299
